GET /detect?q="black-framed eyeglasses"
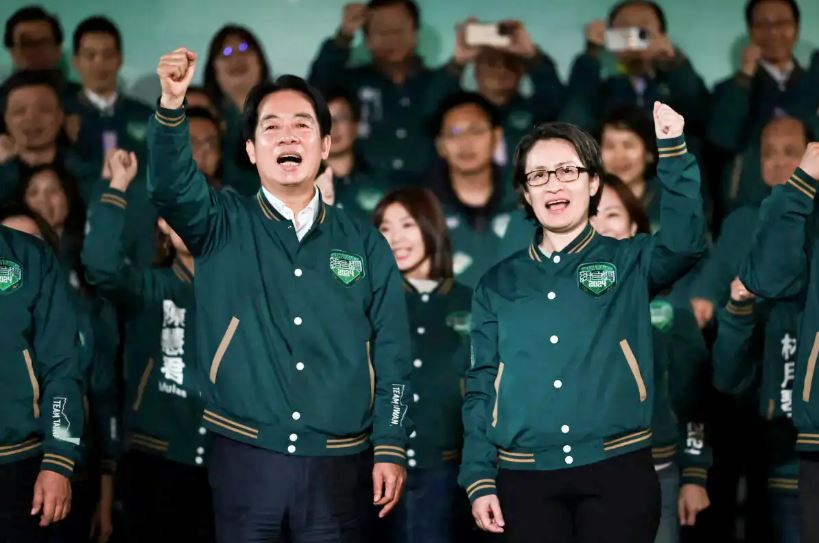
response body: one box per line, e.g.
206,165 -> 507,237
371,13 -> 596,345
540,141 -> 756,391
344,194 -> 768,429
525,165 -> 588,186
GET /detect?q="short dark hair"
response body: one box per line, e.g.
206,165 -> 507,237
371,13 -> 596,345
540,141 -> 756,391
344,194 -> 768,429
0,202 -> 59,250
322,86 -> 361,123
242,75 -> 331,141
364,0 -> 420,33
601,105 -> 658,179
596,174 -> 651,235
373,187 -> 454,280
513,122 -> 605,220
430,91 -> 501,137
204,25 -> 271,108
1,70 -> 60,113
72,16 -> 121,54
4,5 -> 63,49
608,1 -> 667,33
745,0 -> 801,26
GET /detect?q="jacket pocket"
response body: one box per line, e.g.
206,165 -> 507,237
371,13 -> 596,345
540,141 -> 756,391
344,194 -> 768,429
209,317 -> 240,384
366,341 -> 375,409
491,362 -> 505,428
619,340 -> 647,403
132,358 -> 154,412
22,349 -> 40,419
803,332 -> 819,403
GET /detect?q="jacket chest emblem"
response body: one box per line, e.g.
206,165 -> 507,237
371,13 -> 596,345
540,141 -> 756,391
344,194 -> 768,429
0,258 -> 23,294
577,262 -> 617,297
329,250 -> 365,286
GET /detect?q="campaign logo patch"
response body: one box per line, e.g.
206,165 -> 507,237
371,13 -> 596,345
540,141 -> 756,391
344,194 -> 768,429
650,300 -> 674,332
577,262 -> 617,296
0,258 -> 22,294
329,250 -> 365,286
446,310 -> 472,337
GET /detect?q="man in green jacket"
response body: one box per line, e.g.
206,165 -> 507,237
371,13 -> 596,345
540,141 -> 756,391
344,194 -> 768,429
739,142 -> 819,541
151,47 -> 412,542
0,224 -> 84,541
308,0 -> 462,183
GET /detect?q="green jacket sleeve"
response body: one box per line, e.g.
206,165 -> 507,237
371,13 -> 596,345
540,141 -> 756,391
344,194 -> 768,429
35,248 -> 84,477
642,135 -> 708,293
525,50 -> 565,122
458,282 -> 500,503
82,187 -> 146,305
706,73 -> 752,153
558,51 -> 603,133
366,228 -> 413,466
739,168 -> 816,298
712,299 -> 759,394
678,421 -> 713,487
147,104 -> 228,257
308,35 -> 353,90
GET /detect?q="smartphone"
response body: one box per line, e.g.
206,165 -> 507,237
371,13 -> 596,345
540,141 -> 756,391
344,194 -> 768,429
465,22 -> 512,48
604,27 -> 649,52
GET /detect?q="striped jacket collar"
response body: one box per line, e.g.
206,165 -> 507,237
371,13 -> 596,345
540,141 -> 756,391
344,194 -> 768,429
527,223 -> 596,263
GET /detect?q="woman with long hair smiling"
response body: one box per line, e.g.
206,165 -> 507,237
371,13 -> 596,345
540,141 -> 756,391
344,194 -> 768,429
375,187 -> 471,543
460,102 -> 706,542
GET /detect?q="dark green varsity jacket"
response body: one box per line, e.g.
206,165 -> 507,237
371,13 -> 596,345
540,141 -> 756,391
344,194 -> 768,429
740,167 -> 819,453
0,225 -> 84,477
460,135 -> 707,502
713,297 -> 802,492
83,186 -> 209,467
146,103 -> 413,466
403,278 -> 471,470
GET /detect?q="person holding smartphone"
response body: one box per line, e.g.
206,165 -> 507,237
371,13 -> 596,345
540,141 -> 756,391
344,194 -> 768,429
560,1 -> 709,140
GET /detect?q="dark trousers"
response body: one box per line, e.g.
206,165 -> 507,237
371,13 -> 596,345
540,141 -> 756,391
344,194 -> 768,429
208,435 -> 374,543
800,455 -> 819,543
381,463 -> 461,543
497,449 -> 661,543
0,456 -> 49,543
49,478 -> 95,543
122,450 -> 214,543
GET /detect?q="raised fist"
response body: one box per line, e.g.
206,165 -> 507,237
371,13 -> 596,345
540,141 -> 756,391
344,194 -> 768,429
584,20 -> 606,47
341,3 -> 368,38
740,43 -> 762,77
798,142 -> 819,180
157,48 -> 197,110
107,149 -> 139,191
653,102 -> 684,139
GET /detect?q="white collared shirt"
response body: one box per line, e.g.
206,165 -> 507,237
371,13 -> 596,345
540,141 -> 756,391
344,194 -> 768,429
83,89 -> 118,113
759,59 -> 794,91
407,278 -> 439,294
261,186 -> 320,241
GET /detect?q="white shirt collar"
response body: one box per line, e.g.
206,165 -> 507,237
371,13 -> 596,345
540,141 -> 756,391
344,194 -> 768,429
407,278 -> 440,294
759,59 -> 794,90
261,186 -> 320,241
83,88 -> 118,112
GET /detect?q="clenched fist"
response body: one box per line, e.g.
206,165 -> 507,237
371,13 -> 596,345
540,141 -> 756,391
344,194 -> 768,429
107,149 -> 139,191
740,43 -> 762,77
798,142 -> 819,180
653,102 -> 684,139
157,48 -> 198,110
340,3 -> 368,39
729,277 -> 755,303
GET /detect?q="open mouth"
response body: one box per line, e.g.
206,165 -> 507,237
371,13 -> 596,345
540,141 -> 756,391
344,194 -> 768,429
393,247 -> 411,260
545,199 -> 570,212
277,153 -> 303,167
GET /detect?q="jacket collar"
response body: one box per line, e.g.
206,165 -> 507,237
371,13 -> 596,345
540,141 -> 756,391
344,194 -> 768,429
528,222 -> 596,262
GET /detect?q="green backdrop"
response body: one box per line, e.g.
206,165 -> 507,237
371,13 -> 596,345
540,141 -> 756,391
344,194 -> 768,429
1,0 -> 817,101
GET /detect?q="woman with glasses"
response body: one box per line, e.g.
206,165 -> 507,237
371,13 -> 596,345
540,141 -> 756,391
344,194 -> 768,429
203,25 -> 271,195
460,102 -> 707,543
